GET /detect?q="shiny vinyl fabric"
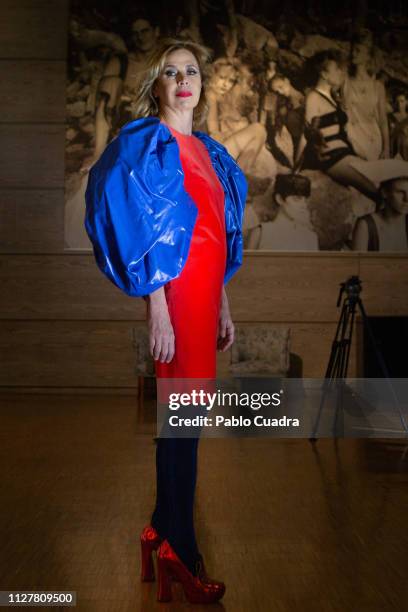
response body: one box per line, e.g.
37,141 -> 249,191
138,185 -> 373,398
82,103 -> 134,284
84,116 -> 248,297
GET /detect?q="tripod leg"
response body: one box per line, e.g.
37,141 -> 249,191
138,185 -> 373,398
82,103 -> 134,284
330,302 -> 357,437
338,303 -> 356,379
324,302 -> 348,379
332,378 -> 346,437
329,299 -> 355,381
311,301 -> 352,440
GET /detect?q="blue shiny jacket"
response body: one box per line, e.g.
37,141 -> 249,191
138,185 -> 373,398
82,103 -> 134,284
85,116 -> 248,297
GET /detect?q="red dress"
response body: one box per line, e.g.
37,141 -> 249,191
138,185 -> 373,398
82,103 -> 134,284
154,125 -> 227,380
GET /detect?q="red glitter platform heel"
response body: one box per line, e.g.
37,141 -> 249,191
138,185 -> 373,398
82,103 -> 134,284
140,525 -> 162,581
157,539 -> 226,604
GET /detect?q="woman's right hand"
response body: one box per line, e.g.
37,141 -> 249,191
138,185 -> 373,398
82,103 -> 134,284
146,287 -> 175,363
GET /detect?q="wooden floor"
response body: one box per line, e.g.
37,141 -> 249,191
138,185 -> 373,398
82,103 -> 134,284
0,392 -> 407,612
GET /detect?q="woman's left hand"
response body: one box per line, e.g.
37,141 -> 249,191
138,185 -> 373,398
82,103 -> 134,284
217,288 -> 235,351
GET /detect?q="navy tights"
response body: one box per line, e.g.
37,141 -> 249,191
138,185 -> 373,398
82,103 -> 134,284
151,437 -> 201,575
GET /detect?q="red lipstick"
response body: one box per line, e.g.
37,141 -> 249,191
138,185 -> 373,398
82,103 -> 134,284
176,91 -> 192,97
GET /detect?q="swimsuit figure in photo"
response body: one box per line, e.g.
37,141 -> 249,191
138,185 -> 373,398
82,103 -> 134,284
266,73 -> 305,167
258,57 -> 279,125
269,74 -> 305,147
297,49 -> 382,206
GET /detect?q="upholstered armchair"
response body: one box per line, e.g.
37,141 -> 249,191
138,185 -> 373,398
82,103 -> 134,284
229,325 -> 293,378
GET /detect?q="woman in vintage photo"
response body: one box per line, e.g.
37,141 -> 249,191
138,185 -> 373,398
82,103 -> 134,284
343,31 -> 390,161
206,55 -> 268,174
84,37 -> 247,604
297,49 -> 381,205
390,90 -> 408,160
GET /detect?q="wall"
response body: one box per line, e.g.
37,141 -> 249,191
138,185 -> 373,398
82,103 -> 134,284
1,1 -> 407,391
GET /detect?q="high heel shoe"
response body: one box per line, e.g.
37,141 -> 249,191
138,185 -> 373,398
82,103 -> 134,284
157,539 -> 226,604
140,525 -> 162,581
140,525 -> 182,583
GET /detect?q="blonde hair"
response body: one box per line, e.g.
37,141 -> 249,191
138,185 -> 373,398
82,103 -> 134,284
211,57 -> 239,75
132,37 -> 213,128
207,57 -> 238,91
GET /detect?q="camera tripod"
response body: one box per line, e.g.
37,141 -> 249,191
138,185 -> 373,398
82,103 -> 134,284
310,275 -> 408,440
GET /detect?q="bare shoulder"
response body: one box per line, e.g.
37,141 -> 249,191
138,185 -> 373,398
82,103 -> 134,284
305,90 -> 324,120
305,90 -> 323,110
103,55 -> 121,76
305,90 -> 320,102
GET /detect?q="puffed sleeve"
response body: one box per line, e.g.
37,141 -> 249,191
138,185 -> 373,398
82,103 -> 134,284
215,144 -> 248,284
84,147 -> 198,298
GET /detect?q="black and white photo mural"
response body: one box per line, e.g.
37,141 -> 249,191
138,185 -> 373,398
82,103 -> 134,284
65,0 -> 408,252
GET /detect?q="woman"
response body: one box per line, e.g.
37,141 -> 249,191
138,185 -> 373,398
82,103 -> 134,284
84,38 -> 247,604
267,74 -> 305,165
343,32 -> 390,161
206,56 -> 267,174
270,75 -> 304,111
205,57 -> 239,143
390,91 -> 408,161
297,49 -> 380,204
